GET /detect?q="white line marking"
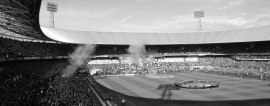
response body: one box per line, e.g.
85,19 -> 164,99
118,89 -> 157,93
98,79 -> 115,90
99,79 -> 137,106
116,94 -> 137,106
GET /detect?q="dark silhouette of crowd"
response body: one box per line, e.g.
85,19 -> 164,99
2,35 -> 270,58
39,76 -> 97,106
0,60 -> 69,106
94,41 -> 270,55
0,36 -> 76,57
233,55 -> 270,59
1,35 -> 270,106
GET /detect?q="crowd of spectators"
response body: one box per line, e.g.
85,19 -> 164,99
0,36 -> 76,58
73,41 -> 270,55
89,57 -> 198,75
0,60 -> 68,106
88,59 -> 119,64
2,34 -> 270,58
143,41 -> 270,54
88,56 -> 270,81
0,11 -> 36,33
1,33 -> 270,106
233,55 -> 270,59
39,76 -> 97,106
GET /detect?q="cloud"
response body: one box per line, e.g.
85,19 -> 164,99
90,0 -> 149,18
250,0 -> 270,3
217,0 -> 244,10
250,14 -> 270,26
106,5 -> 151,29
120,24 -> 163,32
76,0 -> 86,4
169,0 -> 196,2
152,15 -> 196,29
120,13 -> 270,32
194,7 -> 205,11
230,12 -> 247,17
225,14 -> 270,27
212,0 -> 225,2
67,22 -> 78,28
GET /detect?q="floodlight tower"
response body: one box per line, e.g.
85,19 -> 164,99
47,2 -> 58,28
194,11 -> 204,31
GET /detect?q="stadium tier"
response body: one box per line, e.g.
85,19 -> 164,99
1,0 -> 270,106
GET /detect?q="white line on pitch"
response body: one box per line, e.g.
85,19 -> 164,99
99,79 -> 137,106
98,79 -> 115,90
118,89 -> 157,93
116,94 -> 137,106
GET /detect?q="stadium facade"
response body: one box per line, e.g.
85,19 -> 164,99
41,25 -> 270,45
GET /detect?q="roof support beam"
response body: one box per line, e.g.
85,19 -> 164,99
1,17 -> 32,27
0,4 -> 28,12
11,0 -> 30,11
19,12 -> 31,19
4,10 -> 28,13
0,2 -> 32,20
1,13 -> 33,23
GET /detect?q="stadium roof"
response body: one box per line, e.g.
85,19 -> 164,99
0,0 -> 52,40
41,25 -> 270,45
2,0 -> 269,44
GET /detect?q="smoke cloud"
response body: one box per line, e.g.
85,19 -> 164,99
127,42 -> 147,66
62,44 -> 96,77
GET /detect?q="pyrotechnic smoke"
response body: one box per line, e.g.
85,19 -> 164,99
62,44 -> 96,77
127,42 -> 147,66
206,65 -> 215,71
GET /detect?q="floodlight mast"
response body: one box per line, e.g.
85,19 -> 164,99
194,11 -> 204,31
47,2 -> 57,28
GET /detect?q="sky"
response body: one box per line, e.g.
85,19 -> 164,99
39,0 -> 270,33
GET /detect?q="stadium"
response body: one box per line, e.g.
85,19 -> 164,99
1,0 -> 270,106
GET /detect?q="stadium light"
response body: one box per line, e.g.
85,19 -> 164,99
194,11 -> 204,31
47,2 -> 57,28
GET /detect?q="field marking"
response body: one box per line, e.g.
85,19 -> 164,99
115,93 -> 137,106
99,79 -> 137,106
97,79 -> 115,90
118,89 -> 157,93
98,79 -> 156,93
100,73 -> 270,106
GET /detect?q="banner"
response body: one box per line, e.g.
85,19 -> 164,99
90,69 -> 102,75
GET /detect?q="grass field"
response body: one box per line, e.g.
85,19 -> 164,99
94,72 -> 270,106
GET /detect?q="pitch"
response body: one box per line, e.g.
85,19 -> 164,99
95,72 -> 270,106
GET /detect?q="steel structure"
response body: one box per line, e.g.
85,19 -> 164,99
194,11 -> 204,31
1,0 -> 270,45
0,0 -> 52,40
41,25 -> 270,45
47,2 -> 57,28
